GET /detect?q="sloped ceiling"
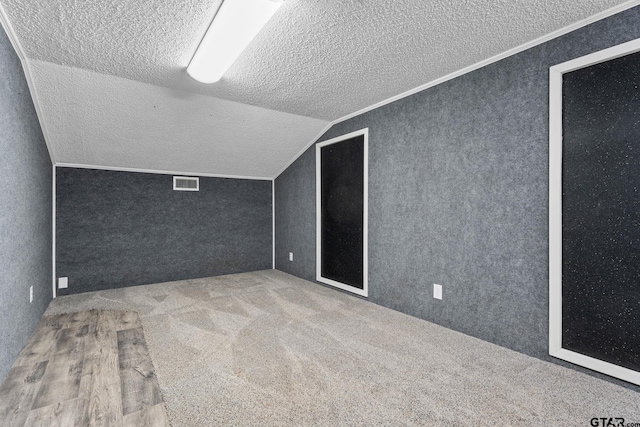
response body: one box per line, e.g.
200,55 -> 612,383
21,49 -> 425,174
28,60 -> 327,178
0,0 -> 636,178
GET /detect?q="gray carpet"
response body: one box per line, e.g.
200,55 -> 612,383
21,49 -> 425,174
45,270 -> 640,426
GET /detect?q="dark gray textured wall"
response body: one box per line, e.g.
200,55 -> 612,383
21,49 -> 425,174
56,168 -> 272,295
275,148 -> 316,282
275,6 -> 640,380
0,27 -> 52,382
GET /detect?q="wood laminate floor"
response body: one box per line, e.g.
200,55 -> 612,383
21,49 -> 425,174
0,309 -> 169,427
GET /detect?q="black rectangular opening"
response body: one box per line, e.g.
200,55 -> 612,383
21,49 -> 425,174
561,50 -> 640,373
319,134 -> 365,290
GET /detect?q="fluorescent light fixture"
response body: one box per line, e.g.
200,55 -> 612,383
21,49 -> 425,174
187,0 -> 284,84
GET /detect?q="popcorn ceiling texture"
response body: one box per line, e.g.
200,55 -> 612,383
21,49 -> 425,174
2,0 -> 220,82
28,60 -> 328,178
2,0 -> 629,119
0,0 -> 633,176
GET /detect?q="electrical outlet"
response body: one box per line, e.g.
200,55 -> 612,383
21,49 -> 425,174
433,284 -> 442,300
289,252 -> 293,261
29,286 -> 33,303
58,277 -> 68,289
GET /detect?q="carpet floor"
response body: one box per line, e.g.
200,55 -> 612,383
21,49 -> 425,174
45,270 -> 640,426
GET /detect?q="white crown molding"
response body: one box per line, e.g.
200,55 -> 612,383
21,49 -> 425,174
55,162 -> 273,181
274,0 -> 640,180
334,0 -> 640,125
0,5 -> 56,164
0,2 -> 24,61
273,121 -> 334,179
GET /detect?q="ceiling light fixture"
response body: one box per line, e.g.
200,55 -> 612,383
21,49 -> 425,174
187,0 -> 284,84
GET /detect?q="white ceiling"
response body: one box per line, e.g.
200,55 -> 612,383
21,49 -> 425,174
0,0 -> 636,178
28,60 -> 328,178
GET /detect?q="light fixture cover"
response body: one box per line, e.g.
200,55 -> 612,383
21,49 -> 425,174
187,0 -> 284,84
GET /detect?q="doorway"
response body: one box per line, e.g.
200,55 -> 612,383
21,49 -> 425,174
316,128 -> 368,297
549,39 -> 640,385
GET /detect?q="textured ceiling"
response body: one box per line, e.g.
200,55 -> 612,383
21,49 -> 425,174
29,60 -> 328,178
0,0 -> 635,177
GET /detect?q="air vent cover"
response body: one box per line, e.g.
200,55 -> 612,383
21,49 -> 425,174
173,176 -> 199,191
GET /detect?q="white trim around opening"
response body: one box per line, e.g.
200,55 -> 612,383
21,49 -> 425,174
549,37 -> 640,386
316,128 -> 368,298
52,165 -> 56,299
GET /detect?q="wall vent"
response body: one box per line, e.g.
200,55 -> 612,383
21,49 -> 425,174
173,176 -> 199,191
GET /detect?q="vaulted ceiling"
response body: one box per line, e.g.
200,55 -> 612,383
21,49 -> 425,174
0,0 -> 635,178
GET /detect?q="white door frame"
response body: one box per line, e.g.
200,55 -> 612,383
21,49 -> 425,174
549,38 -> 640,386
316,128 -> 368,297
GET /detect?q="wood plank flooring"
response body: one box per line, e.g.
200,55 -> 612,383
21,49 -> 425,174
0,310 -> 169,427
